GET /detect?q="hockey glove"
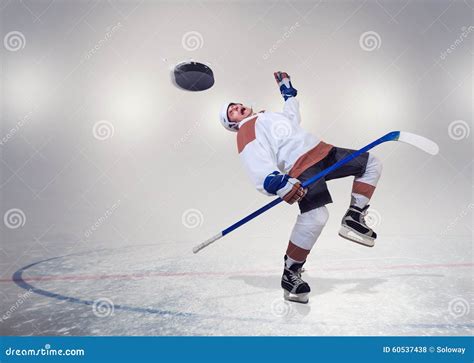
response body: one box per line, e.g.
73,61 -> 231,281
274,71 -> 298,101
263,171 -> 307,204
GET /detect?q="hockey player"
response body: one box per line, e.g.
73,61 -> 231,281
219,72 -> 383,303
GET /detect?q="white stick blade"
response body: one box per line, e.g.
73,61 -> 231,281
192,233 -> 223,254
398,132 -> 439,155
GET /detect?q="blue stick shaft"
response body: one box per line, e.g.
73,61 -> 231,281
221,131 -> 400,237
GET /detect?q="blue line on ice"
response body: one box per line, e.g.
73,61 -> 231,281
12,256 -> 194,318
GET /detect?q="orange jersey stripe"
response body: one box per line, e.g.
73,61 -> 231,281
237,117 -> 258,153
289,141 -> 334,178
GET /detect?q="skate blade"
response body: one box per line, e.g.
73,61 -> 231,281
283,290 -> 309,304
338,225 -> 375,247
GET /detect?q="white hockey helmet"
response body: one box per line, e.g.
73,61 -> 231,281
219,102 -> 239,132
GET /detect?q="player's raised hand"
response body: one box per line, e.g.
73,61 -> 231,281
274,71 -> 297,101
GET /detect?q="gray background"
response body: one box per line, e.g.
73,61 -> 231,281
0,0 -> 472,336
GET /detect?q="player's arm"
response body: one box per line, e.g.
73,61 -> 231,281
239,140 -> 306,204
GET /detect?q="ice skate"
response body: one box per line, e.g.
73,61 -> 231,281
339,205 -> 377,247
281,257 -> 310,304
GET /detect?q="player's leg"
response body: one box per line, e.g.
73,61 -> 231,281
325,148 -> 383,246
283,206 -> 329,303
340,153 -> 382,246
281,164 -> 332,303
350,153 -> 383,208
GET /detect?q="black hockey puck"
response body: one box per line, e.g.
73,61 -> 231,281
173,61 -> 214,91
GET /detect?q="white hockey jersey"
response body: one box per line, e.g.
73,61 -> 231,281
237,98 -> 333,195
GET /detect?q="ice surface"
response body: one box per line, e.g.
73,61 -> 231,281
1,235 -> 472,336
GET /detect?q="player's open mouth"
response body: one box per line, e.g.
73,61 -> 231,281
241,107 -> 246,115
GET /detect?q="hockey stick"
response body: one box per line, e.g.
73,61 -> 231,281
192,131 -> 438,254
